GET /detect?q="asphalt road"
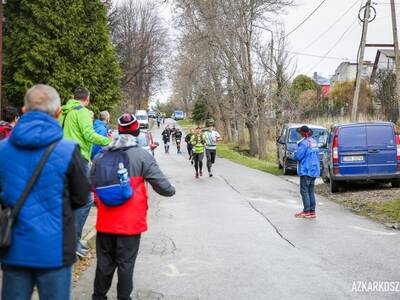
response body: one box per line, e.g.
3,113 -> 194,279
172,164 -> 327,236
74,122 -> 400,300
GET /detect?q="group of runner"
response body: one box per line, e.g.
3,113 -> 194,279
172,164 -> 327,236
162,121 -> 222,178
161,124 -> 183,154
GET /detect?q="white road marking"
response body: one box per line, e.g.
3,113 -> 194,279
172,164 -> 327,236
352,226 -> 397,236
161,264 -> 189,277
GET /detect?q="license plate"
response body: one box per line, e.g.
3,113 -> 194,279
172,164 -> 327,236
342,155 -> 364,162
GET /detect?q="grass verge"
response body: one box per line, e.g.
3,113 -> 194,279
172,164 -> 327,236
217,143 -> 281,176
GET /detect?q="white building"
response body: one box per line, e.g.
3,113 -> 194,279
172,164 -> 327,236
331,61 -> 374,85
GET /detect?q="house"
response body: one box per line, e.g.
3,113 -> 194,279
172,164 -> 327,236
313,72 -> 331,96
370,49 -> 395,83
331,61 -> 374,85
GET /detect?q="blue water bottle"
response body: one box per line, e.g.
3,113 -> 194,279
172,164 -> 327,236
117,163 -> 133,200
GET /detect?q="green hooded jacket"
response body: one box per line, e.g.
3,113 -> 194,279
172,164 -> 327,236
60,100 -> 111,161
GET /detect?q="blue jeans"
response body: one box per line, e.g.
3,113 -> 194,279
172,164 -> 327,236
300,176 -> 316,212
74,160 -> 93,249
1,265 -> 72,300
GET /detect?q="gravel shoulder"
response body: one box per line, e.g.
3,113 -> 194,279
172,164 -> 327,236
316,183 -> 400,230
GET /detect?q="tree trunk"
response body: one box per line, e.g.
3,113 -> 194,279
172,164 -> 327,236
258,113 -> 268,159
237,115 -> 246,148
246,122 -> 259,156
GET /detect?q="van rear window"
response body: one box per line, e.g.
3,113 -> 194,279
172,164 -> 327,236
367,125 -> 394,145
339,126 -> 366,147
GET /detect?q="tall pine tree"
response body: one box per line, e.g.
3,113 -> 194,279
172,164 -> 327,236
3,0 -> 121,112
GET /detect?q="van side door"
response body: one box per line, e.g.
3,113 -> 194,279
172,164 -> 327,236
366,124 -> 397,175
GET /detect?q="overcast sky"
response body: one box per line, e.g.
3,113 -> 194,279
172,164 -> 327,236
122,0 -> 400,103
280,0 -> 398,78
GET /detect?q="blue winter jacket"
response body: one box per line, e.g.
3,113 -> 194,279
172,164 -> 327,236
0,112 -> 89,268
294,137 -> 320,178
91,119 -> 108,160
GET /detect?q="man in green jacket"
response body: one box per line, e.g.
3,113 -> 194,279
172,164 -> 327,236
60,87 -> 111,257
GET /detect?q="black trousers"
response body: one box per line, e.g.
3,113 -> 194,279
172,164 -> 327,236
206,149 -> 216,172
193,152 -> 204,173
187,144 -> 193,159
92,233 -> 141,300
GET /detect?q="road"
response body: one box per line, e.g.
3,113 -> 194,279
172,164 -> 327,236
74,122 -> 400,300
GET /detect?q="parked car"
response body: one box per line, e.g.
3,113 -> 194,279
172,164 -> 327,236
277,123 -> 328,175
148,111 -> 157,119
173,110 -> 185,121
321,122 -> 400,193
136,110 -> 149,129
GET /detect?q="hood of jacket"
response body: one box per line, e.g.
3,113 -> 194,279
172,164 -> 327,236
94,119 -> 107,132
9,111 -> 63,149
108,134 -> 137,150
61,99 -> 82,117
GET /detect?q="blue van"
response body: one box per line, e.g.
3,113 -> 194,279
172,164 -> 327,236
322,122 -> 400,193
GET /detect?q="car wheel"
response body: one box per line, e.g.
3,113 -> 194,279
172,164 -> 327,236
391,179 -> 400,188
330,178 -> 340,193
283,158 -> 290,175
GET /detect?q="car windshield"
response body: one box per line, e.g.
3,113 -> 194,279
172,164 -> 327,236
288,128 -> 328,145
175,111 -> 183,116
136,115 -> 148,120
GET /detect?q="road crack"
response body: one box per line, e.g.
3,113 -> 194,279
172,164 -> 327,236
221,176 -> 296,248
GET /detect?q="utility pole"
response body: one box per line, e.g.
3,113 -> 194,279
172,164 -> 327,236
390,0 -> 400,121
351,0 -> 372,121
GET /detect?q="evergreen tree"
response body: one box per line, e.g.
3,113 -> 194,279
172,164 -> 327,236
3,0 -> 121,112
192,99 -> 208,125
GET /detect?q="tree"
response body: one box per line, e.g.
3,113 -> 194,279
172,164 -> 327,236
291,75 -> 319,94
192,99 -> 208,125
330,80 -> 372,116
111,0 -> 168,112
374,70 -> 397,122
3,0 -> 122,113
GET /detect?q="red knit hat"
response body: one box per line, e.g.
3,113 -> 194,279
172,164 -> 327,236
118,113 -> 140,134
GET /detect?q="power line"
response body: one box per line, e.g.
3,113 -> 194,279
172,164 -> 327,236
285,0 -> 329,38
301,0 -> 360,52
306,18 -> 359,74
290,51 -> 354,61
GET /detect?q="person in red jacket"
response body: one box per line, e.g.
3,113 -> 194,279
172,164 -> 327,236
0,106 -> 19,140
90,113 -> 175,300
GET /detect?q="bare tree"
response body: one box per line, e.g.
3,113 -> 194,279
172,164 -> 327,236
172,0 -> 292,156
111,0 -> 169,112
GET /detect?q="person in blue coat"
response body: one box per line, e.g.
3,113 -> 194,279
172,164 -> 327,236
0,85 -> 89,300
293,125 -> 320,219
91,111 -> 110,160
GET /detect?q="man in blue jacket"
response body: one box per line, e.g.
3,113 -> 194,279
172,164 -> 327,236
0,84 -> 89,299
294,125 -> 320,219
91,110 -> 110,160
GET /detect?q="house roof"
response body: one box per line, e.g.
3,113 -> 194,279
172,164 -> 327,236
370,49 -> 396,83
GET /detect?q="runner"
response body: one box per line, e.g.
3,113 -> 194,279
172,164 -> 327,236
190,127 -> 206,178
171,124 -> 177,144
174,127 -> 183,154
156,114 -> 161,128
161,125 -> 172,154
185,129 -> 194,163
203,123 -> 222,177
